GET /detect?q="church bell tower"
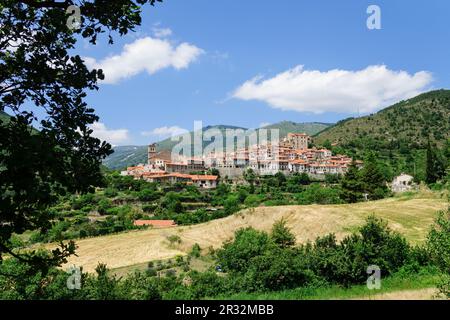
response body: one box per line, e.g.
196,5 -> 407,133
148,143 -> 157,164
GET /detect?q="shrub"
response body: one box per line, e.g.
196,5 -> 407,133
244,194 -> 261,208
224,195 -> 240,215
217,228 -> 274,273
104,188 -> 118,198
138,189 -> 160,202
295,183 -> 342,205
426,209 -> 450,298
271,219 -> 296,248
97,198 -> 113,215
188,271 -> 227,299
190,243 -> 201,258
167,235 -> 182,245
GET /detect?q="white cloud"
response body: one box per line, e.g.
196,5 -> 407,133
232,65 -> 433,114
84,37 -> 203,84
259,122 -> 271,128
152,27 -> 173,38
141,126 -> 188,139
89,122 -> 130,145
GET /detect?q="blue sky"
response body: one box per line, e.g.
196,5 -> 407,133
77,0 -> 450,145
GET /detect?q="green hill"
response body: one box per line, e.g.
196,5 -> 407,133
104,122 -> 331,170
262,121 -> 330,138
314,89 -> 450,180
314,90 -> 450,148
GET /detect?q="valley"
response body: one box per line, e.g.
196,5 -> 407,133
51,191 -> 447,273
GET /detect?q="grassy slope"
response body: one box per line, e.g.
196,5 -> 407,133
218,272 -> 443,300
314,90 -> 450,147
51,191 -> 448,272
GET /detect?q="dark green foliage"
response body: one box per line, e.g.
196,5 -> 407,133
190,243 -> 202,258
340,160 -> 364,203
314,91 -> 450,182
0,215 -> 445,300
286,173 -> 310,192
0,0 -> 165,268
360,153 -> 389,200
244,194 -> 262,207
97,198 -> 113,215
137,189 -> 160,202
295,183 -> 342,205
223,195 -> 240,215
426,140 -> 447,184
217,228 -> 274,273
271,219 -> 296,248
216,216 -> 412,292
243,168 -> 256,193
426,209 -> 450,273
103,188 -> 119,198
426,209 -> 450,298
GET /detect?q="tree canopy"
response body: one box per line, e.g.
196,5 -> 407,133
0,0 -> 162,269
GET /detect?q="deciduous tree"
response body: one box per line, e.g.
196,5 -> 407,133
0,0 -> 162,269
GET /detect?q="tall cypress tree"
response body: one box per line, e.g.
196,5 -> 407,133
340,159 -> 364,203
426,140 -> 446,184
361,153 -> 388,200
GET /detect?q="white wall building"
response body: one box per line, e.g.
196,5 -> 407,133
391,173 -> 416,193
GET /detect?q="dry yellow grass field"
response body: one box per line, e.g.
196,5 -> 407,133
51,193 -> 447,273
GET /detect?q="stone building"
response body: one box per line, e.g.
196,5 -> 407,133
391,173 -> 416,193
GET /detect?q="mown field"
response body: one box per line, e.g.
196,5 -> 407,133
44,191 -> 448,273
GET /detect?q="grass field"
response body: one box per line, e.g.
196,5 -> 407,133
216,271 -> 445,300
51,191 -> 448,273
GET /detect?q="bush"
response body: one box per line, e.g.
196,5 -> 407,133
97,198 -> 113,215
190,243 -> 201,258
426,209 -> 450,298
313,215 -> 411,286
188,271 -> 227,299
142,203 -> 157,213
244,194 -> 261,207
217,228 -> 274,273
104,188 -> 118,198
271,219 -> 296,248
224,195 -> 240,215
295,183 -> 342,205
138,189 -> 160,202
427,209 -> 450,272
167,235 -> 182,245
240,247 -> 314,292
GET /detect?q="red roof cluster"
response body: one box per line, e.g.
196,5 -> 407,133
133,220 -> 177,228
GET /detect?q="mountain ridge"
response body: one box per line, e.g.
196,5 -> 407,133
314,89 -> 450,148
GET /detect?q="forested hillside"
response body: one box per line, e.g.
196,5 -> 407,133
314,90 -> 450,180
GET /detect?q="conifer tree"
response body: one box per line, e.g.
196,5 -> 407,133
426,140 -> 446,184
340,159 -> 364,203
361,153 -> 388,200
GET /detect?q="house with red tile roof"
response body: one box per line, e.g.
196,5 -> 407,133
133,220 -> 177,228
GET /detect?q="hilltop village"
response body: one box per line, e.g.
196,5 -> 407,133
121,133 -> 362,188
